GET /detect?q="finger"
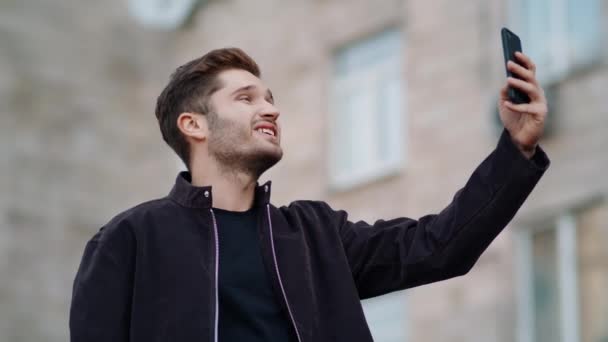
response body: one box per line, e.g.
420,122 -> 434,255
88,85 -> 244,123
507,77 -> 540,100
515,51 -> 537,74
507,60 -> 537,85
504,101 -> 533,114
504,101 -> 546,116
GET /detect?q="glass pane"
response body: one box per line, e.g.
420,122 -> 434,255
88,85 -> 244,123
532,228 -> 561,342
349,86 -> 376,168
377,76 -> 402,164
567,0 -> 601,66
361,291 -> 407,342
334,30 -> 401,75
520,0 -> 554,79
577,204 -> 608,342
335,91 -> 354,172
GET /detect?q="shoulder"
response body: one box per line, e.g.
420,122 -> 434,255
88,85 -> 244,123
279,199 -> 329,214
277,200 -> 349,225
93,197 -> 177,245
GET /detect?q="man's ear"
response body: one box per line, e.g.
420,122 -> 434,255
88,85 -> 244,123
177,112 -> 208,142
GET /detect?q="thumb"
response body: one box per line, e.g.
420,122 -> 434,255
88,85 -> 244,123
499,85 -> 509,102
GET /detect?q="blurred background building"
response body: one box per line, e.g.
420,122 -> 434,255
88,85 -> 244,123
1,0 -> 607,341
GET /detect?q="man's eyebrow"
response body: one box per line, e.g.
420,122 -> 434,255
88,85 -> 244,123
230,85 -> 256,96
231,85 -> 275,103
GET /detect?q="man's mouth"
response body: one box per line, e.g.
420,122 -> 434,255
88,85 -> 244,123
255,127 -> 276,137
253,121 -> 278,140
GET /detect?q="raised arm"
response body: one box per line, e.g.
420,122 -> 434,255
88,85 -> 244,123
335,130 -> 549,299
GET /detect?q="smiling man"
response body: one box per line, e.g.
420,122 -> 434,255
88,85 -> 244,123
69,48 -> 550,342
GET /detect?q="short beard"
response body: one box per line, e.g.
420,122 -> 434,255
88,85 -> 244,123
206,111 -> 282,180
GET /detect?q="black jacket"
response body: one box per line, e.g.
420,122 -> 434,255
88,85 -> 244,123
69,130 -> 549,342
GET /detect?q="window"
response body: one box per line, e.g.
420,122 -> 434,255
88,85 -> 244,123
361,291 -> 408,342
329,29 -> 405,190
577,204 -> 608,342
128,0 -> 199,29
508,0 -> 602,83
515,204 -> 608,342
515,214 -> 579,342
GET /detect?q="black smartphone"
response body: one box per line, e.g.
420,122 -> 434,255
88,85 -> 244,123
501,27 -> 530,104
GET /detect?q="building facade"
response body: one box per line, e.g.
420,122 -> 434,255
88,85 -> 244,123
2,0 -> 607,341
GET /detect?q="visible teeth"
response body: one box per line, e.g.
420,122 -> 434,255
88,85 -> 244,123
257,128 -> 274,136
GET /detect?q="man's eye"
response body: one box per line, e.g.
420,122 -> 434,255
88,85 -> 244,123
238,96 -> 251,102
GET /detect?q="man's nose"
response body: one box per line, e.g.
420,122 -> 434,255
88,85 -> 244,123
260,103 -> 280,121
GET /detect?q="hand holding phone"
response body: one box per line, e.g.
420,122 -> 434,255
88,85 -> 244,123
497,28 -> 548,158
501,27 -> 530,104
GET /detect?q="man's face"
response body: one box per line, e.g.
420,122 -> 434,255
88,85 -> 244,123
205,69 -> 283,179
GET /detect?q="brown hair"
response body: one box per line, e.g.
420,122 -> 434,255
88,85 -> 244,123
155,47 -> 261,170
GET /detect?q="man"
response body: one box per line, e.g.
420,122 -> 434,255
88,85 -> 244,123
69,47 -> 549,341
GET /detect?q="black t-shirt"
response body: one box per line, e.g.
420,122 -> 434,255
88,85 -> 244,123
213,206 -> 294,342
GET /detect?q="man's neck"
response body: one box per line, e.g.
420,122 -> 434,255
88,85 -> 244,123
190,164 -> 257,212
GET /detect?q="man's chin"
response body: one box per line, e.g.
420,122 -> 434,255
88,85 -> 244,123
258,148 -> 283,167
257,140 -> 283,160
248,150 -> 282,178
208,141 -> 283,178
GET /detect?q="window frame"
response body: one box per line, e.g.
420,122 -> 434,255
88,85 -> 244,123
515,213 -> 580,342
507,0 -> 603,84
328,29 -> 406,191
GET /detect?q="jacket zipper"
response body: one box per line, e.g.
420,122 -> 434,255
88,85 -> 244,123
210,204 -> 301,342
266,204 -> 302,342
209,209 -> 220,342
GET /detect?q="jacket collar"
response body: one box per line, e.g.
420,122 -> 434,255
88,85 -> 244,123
168,171 -> 272,209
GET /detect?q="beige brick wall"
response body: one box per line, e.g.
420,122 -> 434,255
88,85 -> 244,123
2,0 -> 606,341
1,0 -> 179,339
